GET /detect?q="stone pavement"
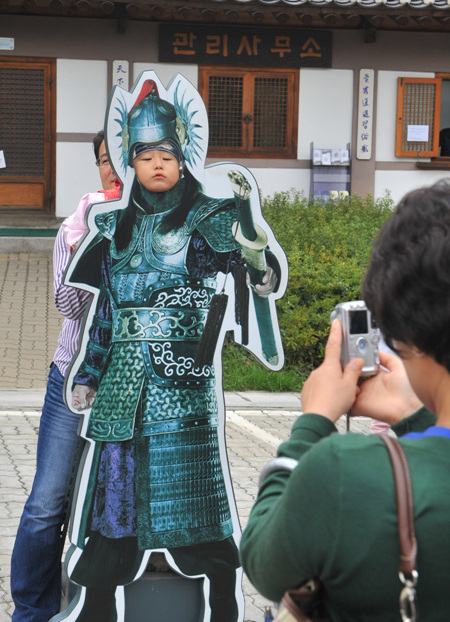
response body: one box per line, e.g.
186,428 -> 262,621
0,251 -> 61,390
0,250 -> 371,622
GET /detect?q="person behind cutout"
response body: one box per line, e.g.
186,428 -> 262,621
11,130 -> 120,622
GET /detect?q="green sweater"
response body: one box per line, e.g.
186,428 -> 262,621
240,408 -> 450,621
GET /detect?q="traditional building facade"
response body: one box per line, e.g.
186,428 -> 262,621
1,0 -> 450,218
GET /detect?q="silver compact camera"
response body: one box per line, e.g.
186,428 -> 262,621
330,301 -> 380,376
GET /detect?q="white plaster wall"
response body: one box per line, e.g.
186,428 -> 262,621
55,59 -> 108,217
249,168 -> 310,200
298,68 -> 353,161
375,70 -> 434,162
56,142 -> 102,217
56,59 -> 108,133
374,170 -> 450,204
133,63 -> 198,90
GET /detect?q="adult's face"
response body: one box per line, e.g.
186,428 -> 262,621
97,140 -> 118,190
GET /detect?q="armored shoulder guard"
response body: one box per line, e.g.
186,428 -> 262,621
193,196 -> 240,253
95,210 -> 118,241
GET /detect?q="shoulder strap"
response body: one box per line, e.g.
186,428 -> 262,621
378,434 -> 417,574
378,434 -> 418,622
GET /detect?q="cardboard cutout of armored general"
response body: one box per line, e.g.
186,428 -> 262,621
54,71 -> 288,622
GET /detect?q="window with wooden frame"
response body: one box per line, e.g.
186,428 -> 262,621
395,77 -> 442,157
198,67 -> 299,159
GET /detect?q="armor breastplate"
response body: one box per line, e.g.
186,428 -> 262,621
87,214 -> 220,442
110,213 -> 190,278
108,214 -> 217,382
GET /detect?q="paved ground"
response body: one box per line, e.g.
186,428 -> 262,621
0,248 -> 371,622
0,251 -> 61,390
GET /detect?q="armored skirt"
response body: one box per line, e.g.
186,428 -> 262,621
77,340 -> 234,551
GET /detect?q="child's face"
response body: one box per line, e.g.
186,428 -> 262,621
133,149 -> 181,193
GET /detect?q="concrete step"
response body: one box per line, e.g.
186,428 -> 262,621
0,213 -> 62,252
0,214 -> 60,251
0,236 -> 55,252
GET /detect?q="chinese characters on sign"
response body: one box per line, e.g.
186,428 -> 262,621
356,69 -> 374,160
159,25 -> 332,68
112,60 -> 129,90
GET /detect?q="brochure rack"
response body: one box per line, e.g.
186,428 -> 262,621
310,142 -> 351,201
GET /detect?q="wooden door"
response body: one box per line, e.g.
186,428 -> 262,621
0,57 -> 56,212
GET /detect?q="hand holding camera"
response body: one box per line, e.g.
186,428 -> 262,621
330,301 -> 380,377
300,319 -> 366,423
327,301 -> 422,424
301,301 -> 379,423
350,348 -> 423,424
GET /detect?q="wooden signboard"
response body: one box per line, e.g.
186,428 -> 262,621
159,24 -> 332,68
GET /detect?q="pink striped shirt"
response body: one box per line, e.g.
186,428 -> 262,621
52,226 -> 91,377
53,190 -> 119,377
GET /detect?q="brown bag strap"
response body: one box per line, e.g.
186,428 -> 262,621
378,434 -> 418,622
378,434 -> 417,574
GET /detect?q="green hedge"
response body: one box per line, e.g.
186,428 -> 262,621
222,190 -> 394,391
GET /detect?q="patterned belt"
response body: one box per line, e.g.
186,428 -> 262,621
141,414 -> 219,436
112,307 -> 208,342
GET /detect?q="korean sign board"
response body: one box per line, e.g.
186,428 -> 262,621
159,24 -> 332,68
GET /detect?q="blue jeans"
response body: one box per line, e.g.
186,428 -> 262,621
11,363 -> 81,622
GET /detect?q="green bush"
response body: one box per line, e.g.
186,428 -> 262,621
222,190 -> 394,392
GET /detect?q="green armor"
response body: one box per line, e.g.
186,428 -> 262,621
77,185 -> 240,549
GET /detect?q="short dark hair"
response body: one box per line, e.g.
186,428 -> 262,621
92,129 -> 104,161
363,179 -> 450,370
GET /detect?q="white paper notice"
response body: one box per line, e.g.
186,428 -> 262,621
321,151 -> 331,166
0,150 -> 6,169
340,149 -> 350,164
407,125 -> 429,142
313,149 -> 322,165
331,149 -> 341,164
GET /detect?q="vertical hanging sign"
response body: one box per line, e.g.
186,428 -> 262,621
112,60 -> 129,90
356,69 -> 374,160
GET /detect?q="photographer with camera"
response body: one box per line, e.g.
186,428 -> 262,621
240,180 -> 450,621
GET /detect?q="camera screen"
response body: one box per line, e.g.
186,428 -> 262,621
349,310 -> 368,334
